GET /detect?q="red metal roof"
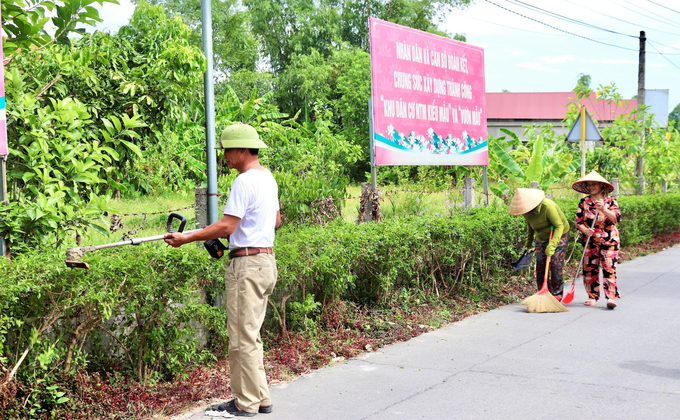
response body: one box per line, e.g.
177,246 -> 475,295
486,92 -> 637,122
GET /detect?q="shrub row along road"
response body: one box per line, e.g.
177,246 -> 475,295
178,244 -> 680,419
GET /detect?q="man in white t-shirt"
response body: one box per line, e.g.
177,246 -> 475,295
164,123 -> 280,417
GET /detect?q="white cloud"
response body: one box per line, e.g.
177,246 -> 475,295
544,56 -> 576,64
518,62 -> 559,73
598,59 -> 636,65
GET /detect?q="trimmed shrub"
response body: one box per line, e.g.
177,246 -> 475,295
0,245 -> 226,416
2,193 -> 678,416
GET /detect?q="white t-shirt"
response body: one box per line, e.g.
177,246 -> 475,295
223,168 -> 279,249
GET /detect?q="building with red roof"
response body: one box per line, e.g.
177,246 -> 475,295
485,90 -> 669,142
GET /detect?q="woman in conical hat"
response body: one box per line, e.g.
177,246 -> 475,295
573,171 -> 621,309
509,188 -> 570,301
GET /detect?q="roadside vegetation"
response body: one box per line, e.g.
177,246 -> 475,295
2,0 -> 680,419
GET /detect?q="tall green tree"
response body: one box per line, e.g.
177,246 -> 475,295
341,0 -> 470,50
1,1 -> 208,252
243,0 -> 343,73
245,0 -> 471,73
134,0 -> 260,77
576,72 -> 591,89
668,102 -> 680,128
1,0 -> 119,57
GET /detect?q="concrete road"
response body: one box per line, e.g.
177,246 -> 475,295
178,244 -> 680,420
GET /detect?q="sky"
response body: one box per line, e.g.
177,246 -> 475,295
444,0 -> 680,114
93,0 -> 680,114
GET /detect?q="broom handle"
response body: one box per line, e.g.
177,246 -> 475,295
574,210 -> 599,282
539,227 -> 555,293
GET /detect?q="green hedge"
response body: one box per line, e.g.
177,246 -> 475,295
0,245 -> 226,402
274,207 -> 526,313
615,194 -> 680,246
271,194 -> 680,330
1,193 -> 678,413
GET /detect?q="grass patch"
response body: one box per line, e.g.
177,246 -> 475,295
341,183 -> 508,222
83,191 -> 196,246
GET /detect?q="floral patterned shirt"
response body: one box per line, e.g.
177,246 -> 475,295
575,196 -> 621,245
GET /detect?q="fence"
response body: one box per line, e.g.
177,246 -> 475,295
85,176 -> 680,240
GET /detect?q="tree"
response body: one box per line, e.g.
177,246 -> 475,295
1,1 -> 208,252
340,0 -> 470,50
577,73 -> 591,89
245,0 -> 471,73
668,102 -> 680,128
133,0 -> 260,78
244,0 -> 343,73
1,0 -> 119,57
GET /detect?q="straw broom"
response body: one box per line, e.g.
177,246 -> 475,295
521,227 -> 568,313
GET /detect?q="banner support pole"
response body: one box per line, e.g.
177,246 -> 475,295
0,157 -> 6,257
368,98 -> 377,191
483,166 -> 489,207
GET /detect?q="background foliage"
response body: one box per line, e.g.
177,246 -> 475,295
3,193 -> 679,417
2,0 -> 680,418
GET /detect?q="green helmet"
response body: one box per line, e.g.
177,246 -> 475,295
215,123 -> 268,149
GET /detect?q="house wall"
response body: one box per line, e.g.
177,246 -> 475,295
487,119 -> 612,150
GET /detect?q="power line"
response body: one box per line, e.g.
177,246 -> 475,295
618,0 -> 679,29
483,0 -> 640,51
648,40 -> 680,72
646,0 -> 680,16
447,10 -> 571,37
648,39 -> 680,53
485,0 -> 680,56
506,0 -> 637,38
560,0 -> 680,37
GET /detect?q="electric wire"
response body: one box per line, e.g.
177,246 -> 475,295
485,0 -> 680,56
483,0 -> 639,51
648,39 -> 680,53
646,0 -> 680,16
648,40 -> 680,72
617,0 -> 679,29
447,10 -> 571,37
560,0 -> 680,37
622,0 -> 679,26
506,0 -> 637,38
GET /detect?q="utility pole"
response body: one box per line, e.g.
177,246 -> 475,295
635,30 -> 646,195
201,0 -> 221,309
201,0 -> 218,224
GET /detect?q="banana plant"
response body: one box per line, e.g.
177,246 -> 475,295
489,127 -> 580,199
216,85 -> 288,128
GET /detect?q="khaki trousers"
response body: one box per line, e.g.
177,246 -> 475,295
225,253 -> 277,413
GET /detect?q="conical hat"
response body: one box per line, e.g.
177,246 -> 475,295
508,188 -> 545,216
572,171 -> 614,194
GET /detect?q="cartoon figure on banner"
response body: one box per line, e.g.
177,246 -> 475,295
385,125 -> 487,156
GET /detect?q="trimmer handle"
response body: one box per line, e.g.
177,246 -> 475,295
167,213 -> 187,233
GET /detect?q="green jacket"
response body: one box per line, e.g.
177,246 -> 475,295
522,198 -> 569,256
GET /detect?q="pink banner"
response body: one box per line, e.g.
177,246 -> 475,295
0,30 -> 7,157
369,18 -> 487,166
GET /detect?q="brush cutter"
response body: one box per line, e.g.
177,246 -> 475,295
65,213 -> 201,269
562,210 -> 599,305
